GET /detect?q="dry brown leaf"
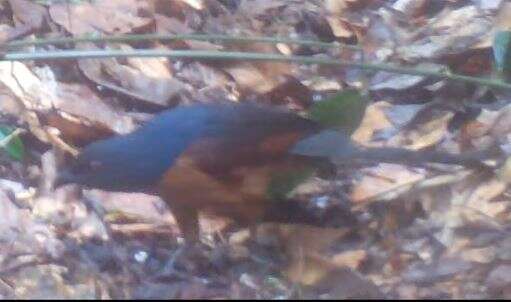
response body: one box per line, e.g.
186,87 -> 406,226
0,86 -> 23,116
391,111 -> 453,150
492,2 -> 511,33
85,190 -> 171,224
331,249 -> 367,270
155,14 -> 223,51
460,108 -> 499,142
459,246 -> 496,264
489,104 -> 511,140
49,0 -> 152,35
370,73 -> 426,92
263,75 -> 312,109
0,61 -> 53,108
6,188 -> 67,258
0,190 -> 27,241
284,253 -> 332,286
383,104 -> 424,130
0,61 -> 134,148
398,6 -> 492,61
498,156 -> 511,184
286,254 -> 383,298
237,0 -> 287,17
254,223 -> 350,286
351,164 -> 425,202
402,257 -> 472,283
38,110 -> 116,147
50,82 -> 135,134
352,101 -> 393,145
219,32 -> 292,96
9,0 -> 46,30
78,45 -> 188,107
325,0 -> 353,39
459,103 -> 511,151
223,62 -> 278,94
370,64 -> 444,92
486,265 -> 511,293
463,178 -> 507,220
0,24 -> 26,44
361,10 -> 403,62
392,0 -> 427,16
256,223 -> 349,254
0,62 -> 59,145
177,0 -> 205,10
176,62 -> 235,102
477,0 -> 503,10
254,223 -> 381,298
105,64 -> 185,106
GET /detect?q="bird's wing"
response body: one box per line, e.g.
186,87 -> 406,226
157,104 -> 322,205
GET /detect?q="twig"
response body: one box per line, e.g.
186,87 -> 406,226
6,33 -> 356,50
2,49 -> 510,90
0,258 -> 53,276
109,223 -> 175,235
44,127 -> 79,157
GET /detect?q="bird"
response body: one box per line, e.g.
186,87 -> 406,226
54,102 -> 490,245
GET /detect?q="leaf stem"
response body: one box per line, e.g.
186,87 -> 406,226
6,33 -> 355,50
2,49 -> 509,90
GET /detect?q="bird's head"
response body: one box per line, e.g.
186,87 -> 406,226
54,139 -> 121,190
54,134 -> 162,192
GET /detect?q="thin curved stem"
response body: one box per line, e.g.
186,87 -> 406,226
2,49 -> 509,90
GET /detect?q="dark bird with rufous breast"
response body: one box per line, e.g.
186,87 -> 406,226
55,102 -> 489,244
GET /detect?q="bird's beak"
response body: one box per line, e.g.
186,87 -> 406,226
54,170 -> 74,189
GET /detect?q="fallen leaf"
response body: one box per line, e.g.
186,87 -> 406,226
223,62 -> 279,95
459,246 -> 496,263
391,111 -> 454,150
402,257 -> 472,284
331,249 -> 367,270
398,6 -> 492,61
154,14 -> 223,51
325,0 -> 353,39
352,101 -> 393,145
465,178 -> 507,219
9,0 -> 46,31
351,163 -> 425,202
49,0 -> 152,35
486,265 -> 511,291
78,44 -> 188,107
370,64 -> 444,91
84,190 -> 171,224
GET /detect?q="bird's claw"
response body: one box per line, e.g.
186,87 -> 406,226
160,242 -> 211,278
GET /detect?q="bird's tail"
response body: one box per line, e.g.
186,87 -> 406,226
291,129 -> 495,169
353,146 -> 491,169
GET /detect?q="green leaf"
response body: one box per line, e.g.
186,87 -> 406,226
493,31 -> 511,79
308,89 -> 367,134
0,126 -> 25,161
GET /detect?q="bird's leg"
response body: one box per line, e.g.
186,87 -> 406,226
169,202 -> 200,244
238,204 -> 267,248
162,203 -> 205,274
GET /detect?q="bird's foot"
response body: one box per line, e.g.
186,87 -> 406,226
160,242 -> 212,278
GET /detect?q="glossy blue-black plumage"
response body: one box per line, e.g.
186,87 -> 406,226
58,105 -> 223,191
56,103 -> 322,192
